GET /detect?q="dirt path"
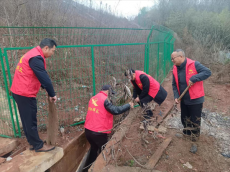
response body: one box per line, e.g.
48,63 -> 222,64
155,129 -> 230,172
203,78 -> 230,116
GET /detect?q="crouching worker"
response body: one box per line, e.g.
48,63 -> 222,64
125,69 -> 167,121
83,85 -> 134,171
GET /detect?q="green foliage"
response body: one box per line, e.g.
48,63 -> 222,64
127,159 -> 134,167
136,1 -> 230,49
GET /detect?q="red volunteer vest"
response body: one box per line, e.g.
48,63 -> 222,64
84,91 -> 113,134
11,46 -> 46,97
133,70 -> 160,99
173,58 -> 205,99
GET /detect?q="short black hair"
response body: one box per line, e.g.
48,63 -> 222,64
101,85 -> 116,94
124,68 -> 135,76
40,38 -> 57,48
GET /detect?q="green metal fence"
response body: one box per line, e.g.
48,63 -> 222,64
0,26 -> 175,138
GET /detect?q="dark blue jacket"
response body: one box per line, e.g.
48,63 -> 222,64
172,58 -> 211,105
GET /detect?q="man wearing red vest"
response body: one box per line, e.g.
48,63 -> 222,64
171,49 -> 211,141
11,38 -> 57,152
83,85 -> 133,171
124,69 -> 167,120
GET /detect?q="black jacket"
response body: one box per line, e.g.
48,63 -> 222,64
104,99 -> 130,115
132,74 -> 149,100
172,58 -> 211,105
132,74 -> 167,105
29,56 -> 55,97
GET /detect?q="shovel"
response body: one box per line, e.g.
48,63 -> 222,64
173,84 -> 191,112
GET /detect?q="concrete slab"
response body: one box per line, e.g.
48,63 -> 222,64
0,138 -> 18,156
0,147 -> 64,172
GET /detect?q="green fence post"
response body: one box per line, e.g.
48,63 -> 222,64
163,33 -> 170,78
166,35 -> 173,75
172,38 -> 176,65
91,46 -> 96,95
12,100 -> 21,137
3,49 -> 21,137
145,26 -> 154,74
157,43 -> 160,81
0,49 -> 17,137
144,44 -> 147,72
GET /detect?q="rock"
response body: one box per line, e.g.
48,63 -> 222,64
190,144 -> 198,154
139,123 -> 156,131
175,133 -> 183,138
75,106 -> 79,111
158,126 -> 167,133
221,153 -> 230,158
74,117 -> 83,122
158,111 -> 163,116
60,127 -> 65,136
6,157 -> 12,161
183,162 -> 193,169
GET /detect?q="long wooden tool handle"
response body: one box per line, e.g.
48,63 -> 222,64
178,85 -> 191,101
47,96 -> 58,145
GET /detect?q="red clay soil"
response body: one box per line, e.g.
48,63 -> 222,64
109,72 -> 230,172
155,129 -> 230,172
111,73 -> 174,166
203,77 -> 230,116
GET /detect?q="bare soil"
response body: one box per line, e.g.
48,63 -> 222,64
155,129 -> 230,172
203,77 -> 230,116
109,72 -> 230,172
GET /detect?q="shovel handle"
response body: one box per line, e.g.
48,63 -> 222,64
178,85 -> 191,101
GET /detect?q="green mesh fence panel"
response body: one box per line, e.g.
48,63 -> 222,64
0,49 -> 15,138
0,27 -> 151,48
0,26 -> 174,138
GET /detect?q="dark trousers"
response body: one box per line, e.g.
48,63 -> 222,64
139,86 -> 167,119
13,93 -> 43,150
83,128 -> 108,172
180,102 -> 203,136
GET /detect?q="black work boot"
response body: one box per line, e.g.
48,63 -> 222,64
142,110 -> 153,123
